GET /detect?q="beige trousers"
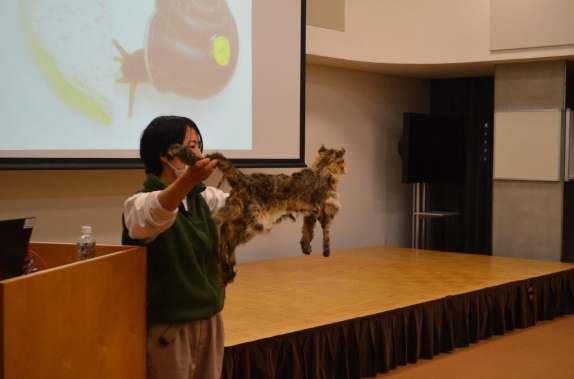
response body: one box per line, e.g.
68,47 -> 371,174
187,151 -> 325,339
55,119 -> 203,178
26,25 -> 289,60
146,313 -> 224,379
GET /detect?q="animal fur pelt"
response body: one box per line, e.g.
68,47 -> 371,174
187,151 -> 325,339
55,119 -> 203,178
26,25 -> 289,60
168,144 -> 347,287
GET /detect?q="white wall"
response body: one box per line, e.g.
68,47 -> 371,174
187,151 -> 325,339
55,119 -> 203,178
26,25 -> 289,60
0,64 -> 429,263
307,0 -> 574,65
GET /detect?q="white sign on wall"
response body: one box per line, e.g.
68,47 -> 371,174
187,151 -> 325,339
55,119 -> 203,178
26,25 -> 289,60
494,110 -> 563,181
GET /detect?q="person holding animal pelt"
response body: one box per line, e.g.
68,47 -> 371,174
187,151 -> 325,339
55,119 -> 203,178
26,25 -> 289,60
122,115 -> 228,379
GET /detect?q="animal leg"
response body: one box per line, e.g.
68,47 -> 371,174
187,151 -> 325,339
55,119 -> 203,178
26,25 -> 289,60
222,240 -> 238,286
217,224 -> 231,287
218,243 -> 238,287
319,206 -> 339,257
300,212 -> 317,255
217,223 -> 238,287
219,219 -> 248,286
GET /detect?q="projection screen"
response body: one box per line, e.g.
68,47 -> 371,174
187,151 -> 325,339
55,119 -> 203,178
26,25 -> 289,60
0,0 -> 305,169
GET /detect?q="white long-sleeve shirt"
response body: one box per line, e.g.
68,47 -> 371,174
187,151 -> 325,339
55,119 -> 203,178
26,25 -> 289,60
123,186 -> 228,244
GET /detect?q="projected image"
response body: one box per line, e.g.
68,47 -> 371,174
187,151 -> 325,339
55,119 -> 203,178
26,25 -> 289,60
112,0 -> 239,118
1,0 -> 251,156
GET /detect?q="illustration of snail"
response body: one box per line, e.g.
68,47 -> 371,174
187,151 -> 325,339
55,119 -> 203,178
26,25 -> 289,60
113,0 -> 240,117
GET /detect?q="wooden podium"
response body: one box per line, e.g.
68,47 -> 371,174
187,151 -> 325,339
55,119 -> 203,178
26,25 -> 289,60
0,243 -> 146,379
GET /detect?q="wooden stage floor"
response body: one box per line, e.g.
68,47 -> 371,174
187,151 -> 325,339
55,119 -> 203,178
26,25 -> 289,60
222,246 -> 574,347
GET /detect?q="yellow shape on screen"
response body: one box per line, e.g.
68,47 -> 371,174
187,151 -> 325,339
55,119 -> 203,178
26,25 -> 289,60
213,35 -> 231,67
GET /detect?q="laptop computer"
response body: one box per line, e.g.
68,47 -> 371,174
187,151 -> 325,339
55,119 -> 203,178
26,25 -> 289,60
0,217 -> 36,280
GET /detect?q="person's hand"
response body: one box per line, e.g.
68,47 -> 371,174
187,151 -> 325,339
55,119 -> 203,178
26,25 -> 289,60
157,157 -> 219,212
182,157 -> 218,183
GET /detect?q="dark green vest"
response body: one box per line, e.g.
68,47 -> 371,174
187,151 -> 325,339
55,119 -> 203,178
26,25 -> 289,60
122,174 -> 224,323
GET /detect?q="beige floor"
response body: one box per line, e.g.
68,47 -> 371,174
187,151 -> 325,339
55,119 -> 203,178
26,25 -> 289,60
377,313 -> 574,379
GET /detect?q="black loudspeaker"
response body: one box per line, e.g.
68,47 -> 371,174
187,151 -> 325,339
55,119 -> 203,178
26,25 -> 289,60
399,112 -> 466,184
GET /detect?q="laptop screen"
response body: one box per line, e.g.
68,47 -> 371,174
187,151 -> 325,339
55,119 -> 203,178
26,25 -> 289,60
0,217 -> 36,280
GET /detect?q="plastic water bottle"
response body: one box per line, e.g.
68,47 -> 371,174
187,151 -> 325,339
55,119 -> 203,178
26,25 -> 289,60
77,226 -> 96,261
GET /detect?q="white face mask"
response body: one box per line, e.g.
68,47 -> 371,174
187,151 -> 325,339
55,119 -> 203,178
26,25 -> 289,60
168,162 -> 187,178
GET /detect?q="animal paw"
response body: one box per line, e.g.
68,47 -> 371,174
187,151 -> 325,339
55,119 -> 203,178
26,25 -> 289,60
300,241 -> 312,255
323,249 -> 330,257
218,262 -> 237,287
218,263 -> 230,287
226,267 -> 237,284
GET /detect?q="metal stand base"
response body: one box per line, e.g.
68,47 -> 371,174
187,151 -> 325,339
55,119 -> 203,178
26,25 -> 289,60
412,182 -> 460,249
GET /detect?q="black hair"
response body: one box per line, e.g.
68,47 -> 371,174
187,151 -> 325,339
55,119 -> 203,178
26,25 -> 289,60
139,115 -> 203,176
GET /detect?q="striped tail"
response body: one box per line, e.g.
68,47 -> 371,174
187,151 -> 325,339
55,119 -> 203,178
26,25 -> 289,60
207,152 -> 243,188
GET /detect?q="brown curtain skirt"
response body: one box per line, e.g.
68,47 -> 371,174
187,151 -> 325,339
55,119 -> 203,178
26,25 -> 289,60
222,269 -> 574,379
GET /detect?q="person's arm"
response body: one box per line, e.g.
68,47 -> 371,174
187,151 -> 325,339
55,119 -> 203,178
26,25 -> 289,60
123,191 -> 178,241
157,157 -> 218,211
125,157 -> 218,241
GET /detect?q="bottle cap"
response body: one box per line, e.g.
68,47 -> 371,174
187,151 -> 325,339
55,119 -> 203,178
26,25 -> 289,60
81,226 -> 92,234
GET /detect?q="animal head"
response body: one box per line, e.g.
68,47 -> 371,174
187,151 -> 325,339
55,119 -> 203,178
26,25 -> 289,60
166,143 -> 201,166
312,144 -> 347,174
